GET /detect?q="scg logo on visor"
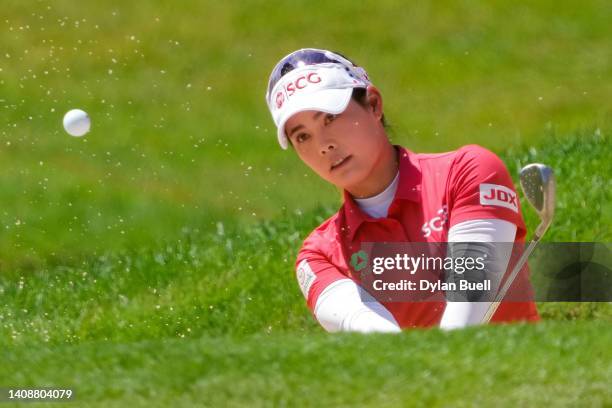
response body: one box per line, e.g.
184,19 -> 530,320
275,72 -> 322,109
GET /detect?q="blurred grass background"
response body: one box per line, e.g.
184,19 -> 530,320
1,0 -> 610,270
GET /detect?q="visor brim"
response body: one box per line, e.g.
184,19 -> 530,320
276,87 -> 354,150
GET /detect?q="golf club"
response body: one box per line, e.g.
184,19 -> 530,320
481,163 -> 556,324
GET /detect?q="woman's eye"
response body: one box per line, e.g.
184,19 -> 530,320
296,133 -> 310,143
325,114 -> 337,125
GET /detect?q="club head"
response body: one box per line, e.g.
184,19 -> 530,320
519,163 -> 556,237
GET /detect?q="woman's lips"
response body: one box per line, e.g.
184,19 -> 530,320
330,155 -> 352,171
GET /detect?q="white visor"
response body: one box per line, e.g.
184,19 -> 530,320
267,64 -> 369,149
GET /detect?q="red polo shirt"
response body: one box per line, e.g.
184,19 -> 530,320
295,144 -> 539,329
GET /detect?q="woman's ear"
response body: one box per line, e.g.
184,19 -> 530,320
366,85 -> 384,121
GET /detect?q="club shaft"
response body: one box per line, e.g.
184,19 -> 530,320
481,238 -> 540,323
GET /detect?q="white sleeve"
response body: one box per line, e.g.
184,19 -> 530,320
314,279 -> 401,333
439,218 -> 517,330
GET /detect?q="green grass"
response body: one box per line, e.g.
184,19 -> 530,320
1,0 -> 611,406
2,323 -> 611,407
1,132 -> 611,406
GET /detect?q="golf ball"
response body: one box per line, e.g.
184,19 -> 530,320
63,109 -> 91,137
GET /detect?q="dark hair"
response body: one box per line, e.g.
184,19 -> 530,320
351,88 -> 388,128
329,50 -> 388,128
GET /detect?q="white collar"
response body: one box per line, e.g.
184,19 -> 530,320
354,171 -> 400,218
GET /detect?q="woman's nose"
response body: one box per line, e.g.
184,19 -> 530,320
320,141 -> 336,155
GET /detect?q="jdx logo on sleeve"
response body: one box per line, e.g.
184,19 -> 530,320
479,183 -> 518,213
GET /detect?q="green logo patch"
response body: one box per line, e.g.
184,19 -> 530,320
350,250 -> 368,272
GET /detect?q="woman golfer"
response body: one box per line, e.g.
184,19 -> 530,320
265,48 -> 539,332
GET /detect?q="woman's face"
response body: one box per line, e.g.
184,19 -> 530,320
284,86 -> 390,195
